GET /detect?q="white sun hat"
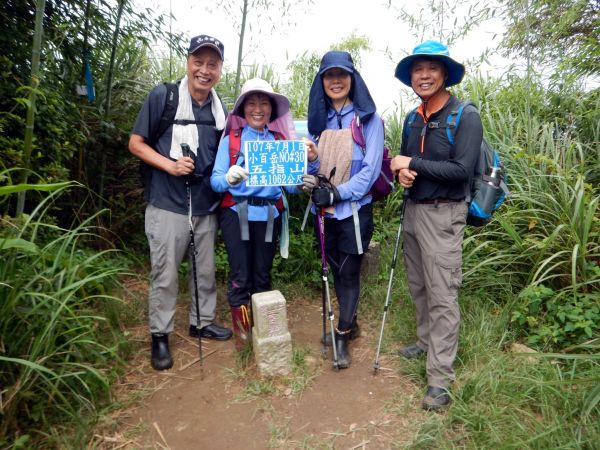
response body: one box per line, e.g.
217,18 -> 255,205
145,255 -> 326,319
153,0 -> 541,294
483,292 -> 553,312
231,78 -> 290,121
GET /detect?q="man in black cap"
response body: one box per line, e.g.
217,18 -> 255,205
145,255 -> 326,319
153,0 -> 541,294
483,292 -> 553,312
129,34 -> 232,371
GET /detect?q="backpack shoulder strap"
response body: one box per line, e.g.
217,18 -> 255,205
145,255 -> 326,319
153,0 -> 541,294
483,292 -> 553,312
221,128 -> 242,209
446,100 -> 477,145
351,114 -> 387,155
447,100 -> 480,202
149,82 -> 179,147
228,128 -> 243,167
403,107 -> 419,141
151,81 -> 220,147
270,130 -> 286,141
350,114 -> 366,149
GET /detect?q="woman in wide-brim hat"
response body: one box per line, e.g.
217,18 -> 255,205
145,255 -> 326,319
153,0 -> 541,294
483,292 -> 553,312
300,51 -> 385,369
210,78 -> 318,350
390,40 -> 482,411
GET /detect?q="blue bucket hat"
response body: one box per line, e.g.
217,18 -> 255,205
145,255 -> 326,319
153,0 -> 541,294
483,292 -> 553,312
308,51 -> 376,137
394,40 -> 465,87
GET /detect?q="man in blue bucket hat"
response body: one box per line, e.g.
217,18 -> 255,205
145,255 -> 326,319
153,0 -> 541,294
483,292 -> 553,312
390,40 -> 482,410
393,40 -> 466,88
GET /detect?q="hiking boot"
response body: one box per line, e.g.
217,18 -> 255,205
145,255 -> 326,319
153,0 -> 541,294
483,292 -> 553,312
321,321 -> 360,346
422,386 -> 450,411
151,333 -> 173,370
398,343 -> 426,359
189,323 -> 233,341
231,304 -> 252,350
334,330 -> 352,369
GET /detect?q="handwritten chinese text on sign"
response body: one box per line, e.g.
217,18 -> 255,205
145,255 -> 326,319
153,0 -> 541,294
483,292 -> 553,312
244,140 -> 306,187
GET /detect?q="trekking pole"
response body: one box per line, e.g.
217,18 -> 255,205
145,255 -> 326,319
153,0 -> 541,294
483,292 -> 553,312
373,195 -> 406,373
301,190 -> 324,355
320,239 -> 328,359
181,144 -> 203,368
317,206 -> 339,370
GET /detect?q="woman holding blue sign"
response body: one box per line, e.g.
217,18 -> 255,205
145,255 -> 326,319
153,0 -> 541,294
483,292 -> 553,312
211,78 -> 318,349
302,51 -> 385,369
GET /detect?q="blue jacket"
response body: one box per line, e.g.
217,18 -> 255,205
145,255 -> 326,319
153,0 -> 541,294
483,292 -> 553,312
310,103 -> 384,220
211,125 -> 319,221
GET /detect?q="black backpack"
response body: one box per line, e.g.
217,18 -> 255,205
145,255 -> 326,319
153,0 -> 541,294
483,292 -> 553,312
403,101 -> 509,226
139,82 -> 217,186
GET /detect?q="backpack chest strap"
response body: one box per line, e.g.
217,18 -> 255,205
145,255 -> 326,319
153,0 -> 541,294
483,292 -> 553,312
173,119 -> 216,127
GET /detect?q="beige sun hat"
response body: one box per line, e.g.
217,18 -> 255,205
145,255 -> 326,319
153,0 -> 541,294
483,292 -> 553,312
231,78 -> 290,121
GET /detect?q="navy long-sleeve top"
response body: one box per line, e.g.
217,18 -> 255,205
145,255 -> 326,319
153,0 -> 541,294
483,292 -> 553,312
401,95 -> 482,201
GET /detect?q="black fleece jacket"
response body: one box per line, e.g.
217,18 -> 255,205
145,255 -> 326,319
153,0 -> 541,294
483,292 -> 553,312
400,95 -> 482,202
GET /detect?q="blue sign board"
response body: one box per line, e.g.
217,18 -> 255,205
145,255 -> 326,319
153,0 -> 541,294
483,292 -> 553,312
244,140 -> 306,187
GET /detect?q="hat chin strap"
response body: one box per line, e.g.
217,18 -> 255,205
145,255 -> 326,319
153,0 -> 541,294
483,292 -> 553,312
420,87 -> 449,120
327,96 -> 350,129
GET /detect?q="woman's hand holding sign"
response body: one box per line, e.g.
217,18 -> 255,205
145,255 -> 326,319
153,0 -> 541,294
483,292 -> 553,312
303,138 -> 318,162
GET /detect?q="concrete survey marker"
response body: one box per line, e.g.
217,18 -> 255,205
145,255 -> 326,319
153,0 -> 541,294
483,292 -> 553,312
251,290 -> 293,376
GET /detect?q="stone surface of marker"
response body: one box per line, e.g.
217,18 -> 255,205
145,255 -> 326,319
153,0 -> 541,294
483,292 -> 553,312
252,290 -> 293,376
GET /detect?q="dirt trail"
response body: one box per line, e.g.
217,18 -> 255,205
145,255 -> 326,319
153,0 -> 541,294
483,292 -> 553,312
102,287 -> 427,449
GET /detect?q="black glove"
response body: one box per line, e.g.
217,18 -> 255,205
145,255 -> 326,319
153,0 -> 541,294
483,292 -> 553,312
311,185 -> 341,207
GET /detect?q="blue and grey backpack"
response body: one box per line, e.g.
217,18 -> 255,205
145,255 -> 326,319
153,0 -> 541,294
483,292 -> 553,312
404,101 -> 509,226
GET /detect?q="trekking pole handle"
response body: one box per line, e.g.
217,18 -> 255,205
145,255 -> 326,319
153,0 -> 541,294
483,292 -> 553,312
181,143 -> 192,158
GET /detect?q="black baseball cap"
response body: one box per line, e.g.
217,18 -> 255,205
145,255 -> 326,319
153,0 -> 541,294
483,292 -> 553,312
188,34 -> 224,60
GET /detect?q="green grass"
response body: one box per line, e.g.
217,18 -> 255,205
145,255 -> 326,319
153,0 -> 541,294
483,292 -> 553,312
408,351 -> 600,449
0,180 -> 133,448
376,277 -> 600,449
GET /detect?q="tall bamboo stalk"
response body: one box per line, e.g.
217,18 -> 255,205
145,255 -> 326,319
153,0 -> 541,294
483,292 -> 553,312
523,0 -> 533,149
234,0 -> 249,98
16,0 -> 47,216
98,0 -> 125,209
77,0 -> 92,186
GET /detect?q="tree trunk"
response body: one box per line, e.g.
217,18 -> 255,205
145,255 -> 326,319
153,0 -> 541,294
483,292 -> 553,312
98,0 -> 125,209
16,0 -> 47,216
234,0 -> 249,99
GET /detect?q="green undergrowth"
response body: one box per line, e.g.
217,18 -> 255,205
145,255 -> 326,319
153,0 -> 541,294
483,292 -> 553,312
0,181 -> 139,449
364,240 -> 600,449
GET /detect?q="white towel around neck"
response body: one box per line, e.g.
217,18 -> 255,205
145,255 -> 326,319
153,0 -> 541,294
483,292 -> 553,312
169,75 -> 226,158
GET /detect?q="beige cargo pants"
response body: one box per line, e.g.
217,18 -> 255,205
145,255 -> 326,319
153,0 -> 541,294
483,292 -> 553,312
145,204 -> 218,334
402,199 -> 467,388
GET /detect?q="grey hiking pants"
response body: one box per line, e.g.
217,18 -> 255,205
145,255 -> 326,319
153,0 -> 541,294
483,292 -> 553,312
145,204 -> 218,334
402,199 -> 467,388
